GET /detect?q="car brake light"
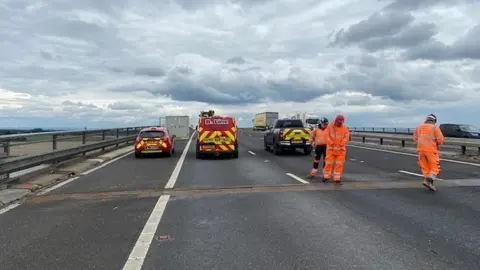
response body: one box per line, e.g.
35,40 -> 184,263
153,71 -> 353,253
135,136 -> 142,143
279,132 -> 284,140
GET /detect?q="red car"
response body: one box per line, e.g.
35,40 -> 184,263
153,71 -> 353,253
134,127 -> 176,158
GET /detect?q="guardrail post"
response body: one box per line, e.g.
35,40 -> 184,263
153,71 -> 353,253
116,129 -> 120,147
401,140 -> 405,147
362,136 -> 365,143
461,145 -> 466,155
101,131 -> 106,151
2,141 -> 11,181
3,141 -> 10,157
380,138 -> 383,145
52,135 -> 58,150
82,131 -> 87,155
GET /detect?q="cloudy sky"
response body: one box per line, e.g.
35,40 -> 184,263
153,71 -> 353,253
1,0 -> 479,129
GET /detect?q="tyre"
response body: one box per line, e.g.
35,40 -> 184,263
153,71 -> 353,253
195,144 -> 202,159
264,139 -> 270,151
135,152 -> 142,158
232,143 -> 239,158
272,141 -> 281,155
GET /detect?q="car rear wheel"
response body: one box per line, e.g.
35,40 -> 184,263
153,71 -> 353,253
264,139 -> 270,151
135,152 -> 142,158
232,143 -> 239,158
195,144 -> 202,159
272,141 -> 281,155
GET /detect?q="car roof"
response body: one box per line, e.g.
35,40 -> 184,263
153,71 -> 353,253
140,126 -> 168,132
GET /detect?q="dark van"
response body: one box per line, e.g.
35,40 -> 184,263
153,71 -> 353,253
439,124 -> 480,139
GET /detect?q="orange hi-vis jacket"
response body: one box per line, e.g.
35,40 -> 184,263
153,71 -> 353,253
310,127 -> 327,146
324,122 -> 350,151
413,122 -> 445,153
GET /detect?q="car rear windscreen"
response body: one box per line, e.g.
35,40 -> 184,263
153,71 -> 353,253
200,118 -> 232,130
140,131 -> 165,138
276,120 -> 303,128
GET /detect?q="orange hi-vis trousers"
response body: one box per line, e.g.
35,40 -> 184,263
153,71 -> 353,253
323,149 -> 345,181
418,151 -> 441,178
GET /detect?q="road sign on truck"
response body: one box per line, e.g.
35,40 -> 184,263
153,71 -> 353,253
253,112 -> 279,131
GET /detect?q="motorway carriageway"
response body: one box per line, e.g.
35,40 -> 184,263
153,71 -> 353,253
0,130 -> 479,269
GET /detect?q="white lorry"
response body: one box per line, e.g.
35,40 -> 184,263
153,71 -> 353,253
165,115 -> 190,139
288,112 -> 320,130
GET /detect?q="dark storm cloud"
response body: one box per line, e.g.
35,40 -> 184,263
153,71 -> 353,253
405,24 -> 480,61
330,10 -> 438,52
331,12 -> 414,46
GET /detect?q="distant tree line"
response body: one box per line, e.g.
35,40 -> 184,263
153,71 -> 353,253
0,128 -> 57,135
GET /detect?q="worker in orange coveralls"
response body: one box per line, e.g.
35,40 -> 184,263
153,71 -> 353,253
307,117 -> 329,178
413,114 -> 444,191
323,115 -> 350,184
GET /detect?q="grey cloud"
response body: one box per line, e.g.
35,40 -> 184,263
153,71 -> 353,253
360,23 -> 437,51
226,57 -> 247,64
333,96 -> 372,107
134,67 -> 166,77
40,50 -> 54,60
330,10 -> 437,52
108,54 -> 464,105
381,0 -> 477,11
61,101 -> 99,109
331,55 -> 462,102
331,12 -> 414,46
171,0 -> 272,10
472,66 -> 480,82
108,101 -> 143,111
60,100 -> 104,116
405,24 -> 480,60
109,67 -> 336,105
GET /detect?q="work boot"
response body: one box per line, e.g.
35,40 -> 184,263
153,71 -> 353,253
334,179 -> 342,185
422,177 -> 436,191
322,176 -> 329,182
307,169 -> 317,178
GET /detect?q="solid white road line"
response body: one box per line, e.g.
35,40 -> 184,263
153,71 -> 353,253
349,144 -> 480,167
37,149 -> 133,195
0,203 -> 21,216
398,170 -> 444,181
37,177 -> 80,195
164,131 -> 195,189
248,151 -> 256,155
286,173 -> 309,184
123,131 -> 195,270
81,150 -> 133,175
122,195 -> 170,270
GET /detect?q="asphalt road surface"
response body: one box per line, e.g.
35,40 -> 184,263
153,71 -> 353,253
0,130 -> 479,269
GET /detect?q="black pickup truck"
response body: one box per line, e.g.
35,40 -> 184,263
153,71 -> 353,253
263,119 -> 312,155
